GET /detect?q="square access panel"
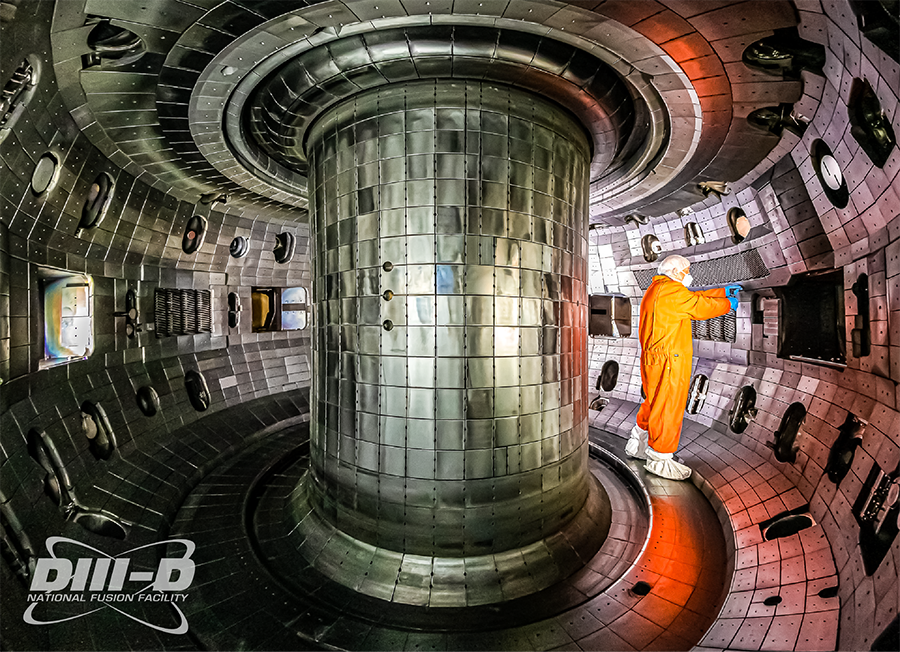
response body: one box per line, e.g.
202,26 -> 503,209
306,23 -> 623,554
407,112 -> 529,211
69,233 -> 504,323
588,293 -> 631,338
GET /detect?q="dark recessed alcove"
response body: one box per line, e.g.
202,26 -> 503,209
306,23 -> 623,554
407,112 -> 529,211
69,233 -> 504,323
851,273 -> 870,358
849,0 -> 899,63
182,215 -> 207,254
825,412 -> 865,484
748,103 -> 808,137
630,581 -> 652,596
853,462 -> 900,575
760,505 -> 815,540
729,385 -> 758,434
185,370 -> 211,412
641,234 -> 661,262
274,232 -> 295,264
78,171 -> 115,234
848,78 -> 896,168
136,385 -> 159,416
687,374 -> 708,415
742,27 -> 825,79
774,270 -> 846,368
598,360 -> 619,391
769,402 -> 806,464
80,400 -> 116,461
85,20 -> 146,68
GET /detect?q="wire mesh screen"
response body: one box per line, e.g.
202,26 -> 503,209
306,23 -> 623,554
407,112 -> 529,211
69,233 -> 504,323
692,311 -> 736,343
634,249 -> 770,289
154,289 -> 212,336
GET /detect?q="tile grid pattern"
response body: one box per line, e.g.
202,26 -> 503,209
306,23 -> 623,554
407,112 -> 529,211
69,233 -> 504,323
306,80 -> 593,555
590,398 -> 841,652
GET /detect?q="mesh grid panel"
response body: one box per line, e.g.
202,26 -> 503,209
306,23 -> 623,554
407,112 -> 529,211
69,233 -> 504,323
154,289 -> 212,337
634,249 -> 770,289
692,311 -> 736,343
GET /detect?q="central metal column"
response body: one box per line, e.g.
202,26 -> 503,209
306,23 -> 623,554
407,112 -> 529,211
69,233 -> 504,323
300,80 -> 602,602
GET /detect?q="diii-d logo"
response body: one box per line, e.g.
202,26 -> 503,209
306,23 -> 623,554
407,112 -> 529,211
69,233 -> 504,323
24,536 -> 195,634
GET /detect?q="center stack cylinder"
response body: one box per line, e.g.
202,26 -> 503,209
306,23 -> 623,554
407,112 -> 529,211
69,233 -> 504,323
306,80 -> 591,557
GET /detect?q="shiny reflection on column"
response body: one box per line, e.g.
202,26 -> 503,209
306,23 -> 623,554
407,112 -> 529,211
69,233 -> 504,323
306,80 -> 592,559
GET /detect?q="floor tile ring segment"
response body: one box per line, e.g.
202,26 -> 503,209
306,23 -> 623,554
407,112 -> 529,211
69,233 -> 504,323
243,439 -> 652,631
170,428 -> 729,648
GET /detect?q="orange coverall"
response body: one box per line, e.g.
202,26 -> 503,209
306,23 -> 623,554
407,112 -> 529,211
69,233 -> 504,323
635,276 -> 732,454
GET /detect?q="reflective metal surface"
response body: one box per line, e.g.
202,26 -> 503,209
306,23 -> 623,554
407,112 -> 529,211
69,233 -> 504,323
304,81 -> 594,572
245,25 -> 637,183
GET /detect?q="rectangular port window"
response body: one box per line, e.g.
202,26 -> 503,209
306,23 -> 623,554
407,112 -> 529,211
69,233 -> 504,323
40,270 -> 93,369
252,286 -> 309,332
281,286 -> 308,331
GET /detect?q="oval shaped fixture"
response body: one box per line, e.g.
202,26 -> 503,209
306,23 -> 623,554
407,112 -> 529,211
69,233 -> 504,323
811,139 -> 849,208
770,401 -> 806,464
182,215 -> 207,254
742,33 -> 825,78
747,103 -> 808,137
684,222 -> 705,246
80,401 -> 116,461
382,319 -> 394,331
31,152 -> 59,195
641,234 -> 661,263
588,396 -> 608,412
598,360 -> 619,392
383,261 -> 394,272
229,236 -> 249,258
78,172 -> 115,234
825,412 -> 865,484
86,20 -> 145,66
727,208 -> 751,244
135,385 -> 159,416
624,213 -> 649,226
763,513 -> 815,540
686,374 -> 709,415
274,232 -> 295,264
729,385 -> 758,434
27,428 -> 72,507
184,370 -> 211,412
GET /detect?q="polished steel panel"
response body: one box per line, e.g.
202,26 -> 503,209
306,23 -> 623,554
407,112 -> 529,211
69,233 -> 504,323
305,80 -> 591,563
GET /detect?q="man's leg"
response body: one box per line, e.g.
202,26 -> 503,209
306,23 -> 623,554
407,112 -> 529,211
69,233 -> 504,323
628,357 -> 657,460
643,356 -> 692,480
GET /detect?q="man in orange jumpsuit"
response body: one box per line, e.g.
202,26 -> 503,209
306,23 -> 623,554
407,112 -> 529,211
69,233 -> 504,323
626,255 -> 739,480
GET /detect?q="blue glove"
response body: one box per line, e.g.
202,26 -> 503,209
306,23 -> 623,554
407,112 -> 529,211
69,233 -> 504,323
725,284 -> 742,298
728,295 -> 739,311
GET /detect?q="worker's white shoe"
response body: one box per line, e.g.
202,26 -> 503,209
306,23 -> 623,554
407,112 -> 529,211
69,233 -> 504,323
625,425 -> 649,460
644,447 -> 692,481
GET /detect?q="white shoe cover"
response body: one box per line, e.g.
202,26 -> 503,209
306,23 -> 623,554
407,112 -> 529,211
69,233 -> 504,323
625,425 -> 649,460
644,447 -> 692,481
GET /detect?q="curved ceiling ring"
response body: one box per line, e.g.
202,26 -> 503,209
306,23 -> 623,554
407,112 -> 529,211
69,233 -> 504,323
187,6 -> 703,219
238,26 -> 640,186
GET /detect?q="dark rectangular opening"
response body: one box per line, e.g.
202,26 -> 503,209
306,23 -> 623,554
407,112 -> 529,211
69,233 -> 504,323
774,270 -> 846,367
